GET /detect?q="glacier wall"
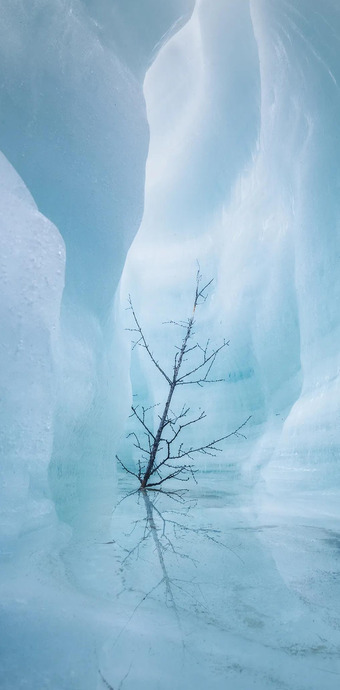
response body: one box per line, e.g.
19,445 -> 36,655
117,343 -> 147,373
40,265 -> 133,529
0,0 -> 193,318
0,152 -> 64,546
0,0 -> 195,540
122,0 -> 340,523
250,0 -> 340,521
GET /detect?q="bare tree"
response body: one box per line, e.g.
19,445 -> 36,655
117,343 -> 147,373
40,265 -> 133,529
117,271 -> 250,491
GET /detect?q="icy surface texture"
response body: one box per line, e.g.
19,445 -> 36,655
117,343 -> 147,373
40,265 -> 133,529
0,0 -> 192,317
1,0 -> 340,689
0,152 -> 64,547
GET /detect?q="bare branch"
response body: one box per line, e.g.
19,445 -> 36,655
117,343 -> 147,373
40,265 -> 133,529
123,273 -> 250,491
116,455 -> 140,480
177,340 -> 229,383
167,416 -> 252,462
98,669 -> 115,690
128,295 -> 171,384
162,320 -> 188,329
146,465 -> 196,487
131,405 -> 156,440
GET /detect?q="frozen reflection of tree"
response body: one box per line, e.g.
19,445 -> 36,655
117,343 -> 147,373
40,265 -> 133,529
141,491 -> 180,617
107,489 -> 244,623
98,488 -> 244,689
99,662 -> 132,690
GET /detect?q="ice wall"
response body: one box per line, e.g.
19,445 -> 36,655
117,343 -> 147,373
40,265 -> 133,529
122,0 -> 340,522
118,3 -> 340,650
0,152 -> 65,547
0,3 -> 197,687
121,0 -> 261,433
0,0 -> 194,317
249,0 -> 340,523
0,0 -> 195,538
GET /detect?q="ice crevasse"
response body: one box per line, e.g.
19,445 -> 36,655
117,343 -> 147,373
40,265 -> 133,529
1,0 -> 340,688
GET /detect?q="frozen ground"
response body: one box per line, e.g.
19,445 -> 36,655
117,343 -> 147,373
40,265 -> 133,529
1,446 -> 340,690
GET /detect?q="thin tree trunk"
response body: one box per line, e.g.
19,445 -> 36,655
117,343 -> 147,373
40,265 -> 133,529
140,315 -> 194,488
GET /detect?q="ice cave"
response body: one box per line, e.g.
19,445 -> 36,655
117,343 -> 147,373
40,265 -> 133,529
1,1 -> 340,688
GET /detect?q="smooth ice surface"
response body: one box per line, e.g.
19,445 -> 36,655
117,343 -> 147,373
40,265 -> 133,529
1,0 -> 340,688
